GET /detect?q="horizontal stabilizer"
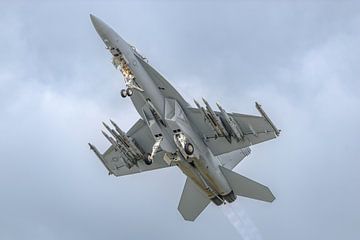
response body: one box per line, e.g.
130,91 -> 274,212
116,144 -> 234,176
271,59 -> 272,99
178,178 -> 210,221
220,166 -> 275,202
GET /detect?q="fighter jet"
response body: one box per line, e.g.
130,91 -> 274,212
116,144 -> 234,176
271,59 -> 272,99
88,14 -> 281,221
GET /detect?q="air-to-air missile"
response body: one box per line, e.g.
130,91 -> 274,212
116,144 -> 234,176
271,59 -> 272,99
109,119 -> 144,158
102,121 -> 123,143
102,122 -> 134,157
194,98 -> 230,141
193,99 -> 210,124
255,102 -> 281,136
216,103 -> 244,142
88,143 -> 113,175
101,130 -> 120,151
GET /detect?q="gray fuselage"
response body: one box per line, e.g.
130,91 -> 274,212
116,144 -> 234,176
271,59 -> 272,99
91,15 -> 233,200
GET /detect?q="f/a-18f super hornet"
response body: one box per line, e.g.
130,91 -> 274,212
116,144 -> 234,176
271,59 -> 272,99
88,14 -> 280,221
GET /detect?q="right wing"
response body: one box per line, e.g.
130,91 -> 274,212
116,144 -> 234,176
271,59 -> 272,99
90,119 -> 171,177
186,102 -> 280,156
205,112 -> 278,156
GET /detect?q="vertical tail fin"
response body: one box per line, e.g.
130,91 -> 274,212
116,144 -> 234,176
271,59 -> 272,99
220,166 -> 275,202
178,178 -> 210,221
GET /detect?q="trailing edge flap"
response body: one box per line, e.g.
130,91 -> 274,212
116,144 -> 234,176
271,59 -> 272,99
178,178 -> 210,221
219,166 -> 275,203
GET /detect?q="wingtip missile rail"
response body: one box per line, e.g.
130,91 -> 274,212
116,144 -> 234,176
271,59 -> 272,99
88,143 -> 113,175
255,102 -> 281,136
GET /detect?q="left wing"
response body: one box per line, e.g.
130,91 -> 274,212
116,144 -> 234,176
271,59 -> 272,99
186,102 -> 280,156
89,119 -> 171,176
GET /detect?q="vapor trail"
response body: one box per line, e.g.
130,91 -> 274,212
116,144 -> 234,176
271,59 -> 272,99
220,201 -> 263,240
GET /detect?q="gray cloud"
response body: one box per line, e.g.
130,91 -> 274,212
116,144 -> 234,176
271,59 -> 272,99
0,1 -> 359,240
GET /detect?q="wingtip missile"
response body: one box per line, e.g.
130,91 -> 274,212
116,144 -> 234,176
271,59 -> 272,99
88,142 -> 94,150
88,142 -> 114,175
88,142 -> 103,160
255,101 -> 261,109
255,101 -> 280,136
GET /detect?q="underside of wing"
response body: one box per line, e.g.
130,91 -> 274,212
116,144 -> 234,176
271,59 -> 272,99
187,100 -> 280,156
89,119 -> 170,177
205,113 -> 277,156
101,146 -> 167,177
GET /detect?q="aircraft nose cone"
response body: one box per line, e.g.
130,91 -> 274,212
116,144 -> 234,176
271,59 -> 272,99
90,14 -> 114,47
90,14 -> 106,36
89,14 -> 130,55
90,14 -> 101,28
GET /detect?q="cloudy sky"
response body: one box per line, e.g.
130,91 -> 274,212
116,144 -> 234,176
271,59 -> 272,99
1,1 -> 359,240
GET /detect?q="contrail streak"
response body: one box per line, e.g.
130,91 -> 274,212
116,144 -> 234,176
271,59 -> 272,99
220,201 -> 263,240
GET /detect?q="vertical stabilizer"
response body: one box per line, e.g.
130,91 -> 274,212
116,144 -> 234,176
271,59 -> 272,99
178,178 -> 210,221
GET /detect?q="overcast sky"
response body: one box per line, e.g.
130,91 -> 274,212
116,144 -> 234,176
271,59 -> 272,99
1,1 -> 360,240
